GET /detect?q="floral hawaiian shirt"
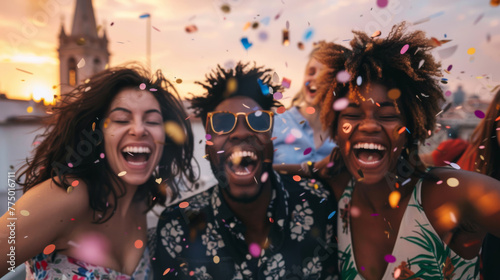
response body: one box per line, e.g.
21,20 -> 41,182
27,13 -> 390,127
153,172 -> 338,279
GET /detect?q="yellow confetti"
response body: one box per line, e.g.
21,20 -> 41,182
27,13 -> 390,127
155,178 -> 162,184
388,88 -> 401,100
20,210 -> 30,216
213,255 -> 220,264
27,106 -> 33,113
226,77 -> 238,95
103,118 -> 110,129
118,171 -> 127,177
164,121 -> 186,145
467,47 -> 476,55
92,122 -> 96,131
67,186 -> 74,193
389,191 -> 401,208
243,22 -> 251,31
447,178 -> 459,187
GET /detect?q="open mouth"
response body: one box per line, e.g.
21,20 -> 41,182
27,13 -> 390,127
306,84 -> 317,95
121,146 -> 151,167
352,142 -> 387,166
227,150 -> 259,176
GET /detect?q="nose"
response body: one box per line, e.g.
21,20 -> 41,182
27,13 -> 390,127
358,117 -> 381,133
229,115 -> 254,140
129,121 -> 147,137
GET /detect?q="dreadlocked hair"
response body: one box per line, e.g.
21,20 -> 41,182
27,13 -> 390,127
315,21 -> 444,147
189,61 -> 282,124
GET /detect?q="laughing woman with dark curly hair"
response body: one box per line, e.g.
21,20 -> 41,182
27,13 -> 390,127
0,64 -> 198,279
314,22 -> 500,280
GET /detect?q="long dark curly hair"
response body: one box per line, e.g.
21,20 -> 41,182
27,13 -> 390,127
17,64 -> 198,222
314,22 -> 444,176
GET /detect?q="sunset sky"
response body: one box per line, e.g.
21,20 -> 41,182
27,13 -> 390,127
1,0 -> 499,106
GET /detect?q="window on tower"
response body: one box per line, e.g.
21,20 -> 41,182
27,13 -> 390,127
68,57 -> 77,86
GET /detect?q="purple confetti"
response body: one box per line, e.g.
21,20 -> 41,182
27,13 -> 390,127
377,0 -> 388,8
273,92 -> 283,100
474,110 -> 485,119
303,147 -> 312,155
384,254 -> 396,263
205,134 -> 212,140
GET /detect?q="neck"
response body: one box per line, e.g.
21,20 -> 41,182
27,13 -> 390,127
111,181 -> 140,218
353,176 -> 416,212
223,180 -> 273,231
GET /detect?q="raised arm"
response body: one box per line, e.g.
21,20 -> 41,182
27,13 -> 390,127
0,178 -> 89,277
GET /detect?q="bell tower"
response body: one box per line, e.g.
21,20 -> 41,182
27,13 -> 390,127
58,0 -> 110,95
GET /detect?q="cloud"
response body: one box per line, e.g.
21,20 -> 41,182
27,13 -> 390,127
0,53 -> 58,64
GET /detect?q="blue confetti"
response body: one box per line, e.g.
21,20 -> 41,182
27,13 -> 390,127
240,37 -> 253,50
328,211 -> 336,219
257,79 -> 270,95
405,128 -> 411,134
303,27 -> 314,42
260,16 -> 270,26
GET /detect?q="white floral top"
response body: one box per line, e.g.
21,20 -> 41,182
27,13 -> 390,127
154,172 -> 339,279
26,244 -> 152,280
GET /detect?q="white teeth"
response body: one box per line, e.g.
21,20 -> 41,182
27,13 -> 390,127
235,170 -> 251,175
122,146 -> 151,154
353,143 -> 386,151
127,161 -> 148,166
228,150 -> 257,162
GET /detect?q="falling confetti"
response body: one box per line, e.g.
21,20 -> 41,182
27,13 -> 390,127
165,121 -> 187,145
258,31 -> 268,41
384,254 -> 396,263
43,244 -> 56,255
400,44 -> 409,54
303,27 -> 314,41
261,171 -> 269,183
163,268 -> 171,275
293,175 -> 301,182
467,47 -> 476,55
492,0 -> 500,6
474,110 -> 485,118
27,106 -> 33,113
240,37 -> 253,50
213,256 -> 220,264
356,76 -> 363,86
333,98 -> 349,111
176,78 -> 183,84
282,29 -> 290,46
371,30 -> 381,38
281,77 -> 291,88
303,147 -> 312,155
100,153 -> 105,159
305,107 -> 315,114
445,90 -> 452,97
179,202 -> 189,209
336,70 -> 350,83
273,92 -> 283,100
206,140 -> 214,146
447,177 -> 459,187
134,240 -> 143,249
249,243 -> 260,258
437,45 -> 458,60
77,58 -> 85,68
221,4 -> 230,13
185,24 -> 198,33
342,123 -> 352,134
388,88 -> 401,99
328,211 -> 336,219
276,106 -> 286,114
389,191 -> 401,208
377,0 -> 388,8
16,68 -> 33,75
118,171 -> 127,177
20,210 -> 30,216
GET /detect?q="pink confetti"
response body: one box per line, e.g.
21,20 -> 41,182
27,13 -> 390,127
474,110 -> 485,119
303,147 -> 312,155
377,0 -> 388,8
285,133 -> 296,144
333,97 -> 349,111
249,243 -> 260,258
336,71 -> 350,83
139,83 -> 146,90
273,92 -> 283,100
68,163 -> 73,168
152,26 -> 161,32
445,90 -> 452,97
281,77 -> 291,89
261,172 -> 269,183
100,153 -> 105,159
437,180 -> 443,185
384,254 -> 396,263
400,44 -> 409,54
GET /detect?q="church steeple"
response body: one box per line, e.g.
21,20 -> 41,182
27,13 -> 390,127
58,0 -> 110,96
71,0 -> 98,39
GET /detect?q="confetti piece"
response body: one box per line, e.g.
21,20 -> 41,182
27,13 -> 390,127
261,171 -> 269,183
249,243 -> 260,258
377,0 -> 388,8
77,58 -> 85,68
282,29 -> 290,46
163,268 -> 171,275
16,68 -> 33,75
134,240 -> 143,249
152,26 -> 160,32
384,254 -> 396,263
179,202 -> 189,209
328,211 -> 336,219
371,30 -> 381,38
303,27 -> 314,41
400,44 -> 409,54
206,140 -> 214,146
291,128 -> 303,139
447,65 -> 453,71
492,0 -> 500,6
388,88 -> 401,99
445,90 -> 452,97
394,268 -> 401,279
164,121 -> 187,145
155,178 -> 162,184
356,76 -> 362,86
333,97 -> 349,111
467,47 -> 476,55
43,244 -> 56,255
449,163 -> 461,169
110,22 -> 114,26
257,79 -> 270,95
342,123 -> 352,134
270,136 -> 277,141
213,255 -> 220,264
447,177 -> 459,187
336,70 -> 350,83
220,4 -> 230,13
185,24 -> 198,33
240,37 -> 253,50
273,92 -> 283,100
305,107 -> 315,114
398,126 -> 406,134
273,72 -> 280,83
27,106 -> 33,113
293,175 -> 301,182
303,147 -> 312,155
176,78 -> 183,84
205,134 -> 212,140
118,171 -> 127,177
100,153 -> 105,159
297,42 -> 305,50
68,163 -> 73,168
474,110 -> 485,118
285,133 -> 296,144
281,77 -> 291,88
326,162 -> 334,168
437,45 -> 458,60
71,180 -> 79,187
20,210 -> 30,216
389,191 -> 401,208
276,106 -> 286,114
474,13 -> 484,25
258,31 -> 268,41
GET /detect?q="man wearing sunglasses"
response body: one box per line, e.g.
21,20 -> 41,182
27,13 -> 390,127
153,62 -> 338,279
